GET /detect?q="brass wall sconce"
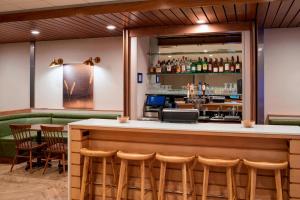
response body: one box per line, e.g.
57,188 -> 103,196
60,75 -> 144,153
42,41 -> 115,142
83,57 -> 101,66
49,58 -> 64,68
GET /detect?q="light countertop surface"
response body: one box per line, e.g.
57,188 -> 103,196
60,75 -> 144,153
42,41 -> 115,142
69,119 -> 300,137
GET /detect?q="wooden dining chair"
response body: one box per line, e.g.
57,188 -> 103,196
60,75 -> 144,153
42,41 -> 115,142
10,124 -> 46,173
41,125 -> 67,175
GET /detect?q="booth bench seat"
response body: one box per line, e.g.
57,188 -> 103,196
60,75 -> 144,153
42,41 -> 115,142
268,114 -> 300,126
0,112 -> 118,161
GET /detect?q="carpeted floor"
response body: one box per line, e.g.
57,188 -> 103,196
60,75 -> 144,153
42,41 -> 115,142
0,161 -> 68,200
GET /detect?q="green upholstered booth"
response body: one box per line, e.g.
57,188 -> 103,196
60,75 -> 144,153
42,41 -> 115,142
267,115 -> 300,126
0,112 -> 119,161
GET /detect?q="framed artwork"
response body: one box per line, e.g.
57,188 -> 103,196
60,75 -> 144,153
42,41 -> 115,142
137,72 -> 143,83
63,64 -> 94,109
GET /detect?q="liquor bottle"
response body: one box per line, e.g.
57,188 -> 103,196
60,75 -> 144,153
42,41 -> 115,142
156,60 -> 162,73
208,58 -> 213,72
202,57 -> 208,73
213,58 -> 219,73
235,56 -> 241,73
176,59 -> 181,73
196,57 -> 202,72
191,59 -> 197,73
166,60 -> 172,73
219,58 -> 224,73
224,57 -> 230,72
230,56 -> 235,72
186,58 -> 192,73
185,57 -> 192,72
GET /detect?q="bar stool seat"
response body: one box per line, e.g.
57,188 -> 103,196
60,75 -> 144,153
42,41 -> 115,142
243,159 -> 288,200
198,156 -> 240,200
116,151 -> 157,200
80,148 -> 117,200
156,153 -> 196,200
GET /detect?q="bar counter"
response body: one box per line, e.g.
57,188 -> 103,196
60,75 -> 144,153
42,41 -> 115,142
69,119 -> 300,200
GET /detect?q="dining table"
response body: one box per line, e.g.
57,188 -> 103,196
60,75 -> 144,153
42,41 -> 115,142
28,124 -> 68,169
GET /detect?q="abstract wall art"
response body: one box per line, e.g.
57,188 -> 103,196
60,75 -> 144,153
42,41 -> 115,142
63,64 -> 94,109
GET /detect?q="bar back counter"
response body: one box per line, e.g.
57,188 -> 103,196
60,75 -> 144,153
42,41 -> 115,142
69,119 -> 300,200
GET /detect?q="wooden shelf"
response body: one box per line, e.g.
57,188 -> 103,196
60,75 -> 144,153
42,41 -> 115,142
148,72 -> 241,76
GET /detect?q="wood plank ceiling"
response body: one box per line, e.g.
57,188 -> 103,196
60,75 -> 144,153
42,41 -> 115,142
0,0 -> 299,43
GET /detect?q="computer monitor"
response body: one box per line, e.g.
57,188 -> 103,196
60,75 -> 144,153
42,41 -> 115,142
146,95 -> 166,107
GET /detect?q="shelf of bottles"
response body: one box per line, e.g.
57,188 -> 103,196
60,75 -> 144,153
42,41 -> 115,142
148,55 -> 242,75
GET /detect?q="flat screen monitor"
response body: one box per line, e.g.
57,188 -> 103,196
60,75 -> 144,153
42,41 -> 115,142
146,95 -> 166,107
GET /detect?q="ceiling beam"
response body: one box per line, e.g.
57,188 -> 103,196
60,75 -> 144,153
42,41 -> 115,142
0,0 -> 277,23
128,22 -> 252,37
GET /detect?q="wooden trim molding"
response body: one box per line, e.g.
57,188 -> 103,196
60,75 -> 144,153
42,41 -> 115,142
0,109 -> 31,116
0,0 -> 274,23
32,108 -> 123,113
250,22 -> 257,122
129,23 -> 252,37
123,29 -> 131,117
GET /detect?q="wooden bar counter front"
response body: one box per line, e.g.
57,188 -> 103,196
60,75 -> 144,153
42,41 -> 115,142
69,119 -> 300,200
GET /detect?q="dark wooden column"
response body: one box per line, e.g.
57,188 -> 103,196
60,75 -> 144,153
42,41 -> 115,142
256,24 -> 264,124
123,29 -> 131,117
30,42 -> 35,108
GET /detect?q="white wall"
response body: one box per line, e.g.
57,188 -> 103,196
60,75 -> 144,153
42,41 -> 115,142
35,37 -> 123,111
0,43 -> 30,111
264,27 -> 300,117
130,37 -> 150,119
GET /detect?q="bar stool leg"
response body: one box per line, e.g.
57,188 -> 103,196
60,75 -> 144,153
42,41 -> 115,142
141,161 -> 145,200
202,165 -> 209,200
226,167 -> 233,200
149,160 -> 158,200
246,169 -> 251,200
110,157 -> 117,198
124,162 -> 128,200
275,169 -> 283,200
117,159 -> 126,200
231,169 -> 237,200
249,168 -> 257,200
182,163 -> 188,200
188,164 -> 196,200
158,162 -> 166,200
102,157 -> 107,200
89,158 -> 94,200
80,156 -> 90,200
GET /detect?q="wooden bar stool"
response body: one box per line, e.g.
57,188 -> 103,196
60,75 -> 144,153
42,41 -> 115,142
156,153 -> 196,200
243,159 -> 288,200
198,156 -> 240,200
116,151 -> 157,200
80,148 -> 117,200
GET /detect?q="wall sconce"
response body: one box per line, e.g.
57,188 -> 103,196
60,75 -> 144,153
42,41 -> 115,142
83,57 -> 101,66
49,58 -> 63,68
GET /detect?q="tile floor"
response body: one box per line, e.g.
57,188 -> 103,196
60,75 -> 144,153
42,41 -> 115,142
0,161 -> 68,200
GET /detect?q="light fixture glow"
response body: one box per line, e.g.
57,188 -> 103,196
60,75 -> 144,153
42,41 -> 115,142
203,49 -> 208,53
209,54 -> 213,57
168,55 -> 172,58
31,30 -> 40,35
196,19 -> 206,24
106,25 -> 116,30
258,47 -> 263,52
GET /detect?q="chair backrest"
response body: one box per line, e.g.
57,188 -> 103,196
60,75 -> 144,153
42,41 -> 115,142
41,125 -> 65,152
10,124 -> 33,149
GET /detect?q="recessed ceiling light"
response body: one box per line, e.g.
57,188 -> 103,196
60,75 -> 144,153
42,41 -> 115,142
168,55 -> 172,58
209,54 -> 213,57
31,30 -> 40,35
196,19 -> 206,24
203,49 -> 208,53
106,25 -> 116,30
